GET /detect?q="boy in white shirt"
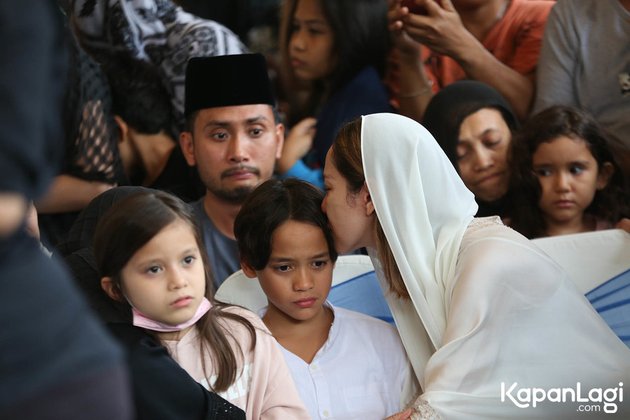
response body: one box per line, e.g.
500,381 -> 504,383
234,178 -> 418,419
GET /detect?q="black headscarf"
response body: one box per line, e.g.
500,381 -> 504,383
422,81 -> 519,217
422,80 -> 519,169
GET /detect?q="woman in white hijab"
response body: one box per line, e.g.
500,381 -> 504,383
322,113 -> 630,419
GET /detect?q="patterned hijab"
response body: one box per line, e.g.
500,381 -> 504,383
72,0 -> 247,132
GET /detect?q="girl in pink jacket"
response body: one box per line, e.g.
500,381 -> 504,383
94,189 -> 309,419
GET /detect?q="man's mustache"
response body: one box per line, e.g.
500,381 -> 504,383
221,165 -> 260,179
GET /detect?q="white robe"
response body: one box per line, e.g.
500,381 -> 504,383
359,113 -> 630,418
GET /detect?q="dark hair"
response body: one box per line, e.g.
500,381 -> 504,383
103,53 -> 173,135
281,0 -> 390,101
333,118 -> 409,299
510,105 -> 629,238
234,178 -> 338,270
93,190 -> 256,392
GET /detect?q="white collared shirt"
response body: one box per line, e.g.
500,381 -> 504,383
262,304 -> 418,420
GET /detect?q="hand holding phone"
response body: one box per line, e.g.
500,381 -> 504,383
401,0 -> 427,15
401,0 -> 442,15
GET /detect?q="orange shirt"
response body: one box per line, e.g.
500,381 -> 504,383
425,0 -> 554,89
387,0 -> 554,99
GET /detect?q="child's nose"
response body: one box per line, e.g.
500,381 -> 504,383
293,269 -> 314,291
554,172 -> 571,191
290,30 -> 306,51
168,270 -> 188,289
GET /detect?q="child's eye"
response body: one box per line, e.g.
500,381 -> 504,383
146,265 -> 162,274
312,260 -> 328,269
534,168 -> 551,177
182,255 -> 196,266
569,165 -> 585,175
274,264 -> 292,273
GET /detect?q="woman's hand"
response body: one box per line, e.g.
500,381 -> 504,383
277,117 -> 317,174
385,408 -> 413,419
615,218 -> 630,234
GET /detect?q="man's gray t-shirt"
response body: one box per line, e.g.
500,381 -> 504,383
191,199 -> 240,289
533,0 -> 630,150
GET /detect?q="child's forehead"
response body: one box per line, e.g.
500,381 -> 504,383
537,135 -> 589,151
533,136 -> 596,164
272,220 -> 325,240
135,219 -> 198,252
270,221 -> 329,254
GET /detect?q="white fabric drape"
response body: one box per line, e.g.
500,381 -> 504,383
360,113 -> 630,418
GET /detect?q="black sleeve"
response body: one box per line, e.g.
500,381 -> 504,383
108,324 -> 246,420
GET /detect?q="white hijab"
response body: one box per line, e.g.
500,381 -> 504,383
359,114 -> 630,418
361,113 -> 477,384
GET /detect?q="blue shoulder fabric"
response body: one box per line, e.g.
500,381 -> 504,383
328,271 -> 394,325
586,268 -> 630,348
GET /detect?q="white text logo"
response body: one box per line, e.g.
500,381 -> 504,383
501,382 -> 624,414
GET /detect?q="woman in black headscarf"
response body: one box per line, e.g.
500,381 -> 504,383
422,80 -> 519,218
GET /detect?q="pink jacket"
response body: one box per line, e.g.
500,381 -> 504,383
163,306 -> 310,419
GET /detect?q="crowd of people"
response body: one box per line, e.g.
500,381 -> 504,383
2,0 -> 629,419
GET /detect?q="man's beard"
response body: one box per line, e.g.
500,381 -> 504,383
209,185 -> 255,205
203,164 -> 262,204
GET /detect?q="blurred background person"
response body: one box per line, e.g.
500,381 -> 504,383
387,0 -> 553,121
533,0 -> 630,177
422,80 -> 519,219
0,2 -> 132,418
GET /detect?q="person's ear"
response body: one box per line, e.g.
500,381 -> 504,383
360,183 -> 375,216
179,131 -> 197,166
101,277 -> 124,302
596,162 -> 614,190
275,123 -> 285,160
113,115 -> 129,144
240,261 -> 258,279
